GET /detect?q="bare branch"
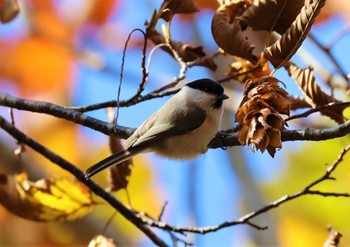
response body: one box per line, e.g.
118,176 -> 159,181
209,119 -> 350,149
134,144 -> 350,235
66,42 -> 188,113
68,89 -> 178,112
280,120 -> 350,142
116,28 -> 148,121
285,101 -> 350,122
0,92 -> 134,138
308,33 -> 349,87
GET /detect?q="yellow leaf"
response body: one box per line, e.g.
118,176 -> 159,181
0,173 -> 94,221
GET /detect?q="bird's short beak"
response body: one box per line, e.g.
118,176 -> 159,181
219,93 -> 229,100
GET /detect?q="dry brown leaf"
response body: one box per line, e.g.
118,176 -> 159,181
161,0 -> 199,21
211,1 -> 257,63
238,0 -> 304,34
86,0 -> 118,25
148,29 -> 217,70
0,173 -> 94,221
107,108 -> 133,192
264,0 -> 326,69
88,235 -> 116,247
268,128 -> 282,148
287,63 -> 346,123
288,96 -> 312,110
0,0 -> 19,23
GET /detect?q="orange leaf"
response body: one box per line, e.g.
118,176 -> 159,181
86,0 -> 119,25
4,37 -> 72,94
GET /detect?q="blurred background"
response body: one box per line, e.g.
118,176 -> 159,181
1,0 -> 350,246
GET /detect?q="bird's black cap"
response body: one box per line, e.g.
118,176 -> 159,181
186,79 -> 224,97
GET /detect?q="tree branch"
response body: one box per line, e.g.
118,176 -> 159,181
285,102 -> 350,122
308,33 -> 349,87
2,92 -> 350,150
0,114 -> 169,247
1,88 -> 350,242
133,144 -> 350,234
0,92 -> 135,139
209,119 -> 350,149
68,89 -> 178,113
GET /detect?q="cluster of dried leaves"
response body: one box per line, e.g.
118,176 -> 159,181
209,0 -> 347,156
235,76 -> 290,156
212,0 -> 326,70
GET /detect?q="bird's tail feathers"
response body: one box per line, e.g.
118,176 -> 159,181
85,150 -> 135,179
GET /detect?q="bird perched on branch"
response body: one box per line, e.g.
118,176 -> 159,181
85,78 -> 228,178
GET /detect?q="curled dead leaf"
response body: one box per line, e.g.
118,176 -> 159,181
0,173 -> 94,221
264,0 -> 326,69
0,0 -> 19,23
238,0 -> 304,34
286,63 -> 346,123
161,0 -> 199,21
211,1 -> 257,63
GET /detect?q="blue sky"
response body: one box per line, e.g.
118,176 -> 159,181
2,1 -> 350,245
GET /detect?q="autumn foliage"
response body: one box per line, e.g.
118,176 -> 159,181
1,0 -> 350,246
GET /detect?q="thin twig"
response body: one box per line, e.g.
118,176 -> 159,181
327,22 -> 350,49
66,42 -> 187,113
285,101 -> 350,122
158,201 -> 168,221
67,88 -> 178,112
135,144 -> 350,234
308,33 -> 349,87
117,28 -> 147,121
8,108 -> 25,157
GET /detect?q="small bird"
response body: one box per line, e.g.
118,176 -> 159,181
85,78 -> 228,178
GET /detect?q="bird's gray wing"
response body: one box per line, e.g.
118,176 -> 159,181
124,105 -> 206,152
